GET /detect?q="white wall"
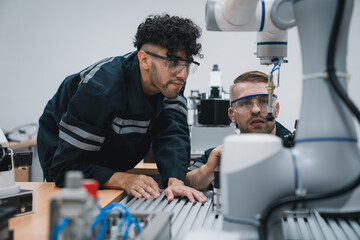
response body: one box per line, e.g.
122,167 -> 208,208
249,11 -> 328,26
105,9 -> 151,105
0,0 -> 359,135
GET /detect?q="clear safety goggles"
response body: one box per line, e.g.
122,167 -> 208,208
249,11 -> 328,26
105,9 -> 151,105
145,51 -> 200,75
231,94 -> 277,112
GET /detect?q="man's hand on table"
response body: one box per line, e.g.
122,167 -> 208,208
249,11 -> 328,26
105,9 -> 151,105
164,177 -> 208,203
103,172 -> 161,199
103,173 -> 207,203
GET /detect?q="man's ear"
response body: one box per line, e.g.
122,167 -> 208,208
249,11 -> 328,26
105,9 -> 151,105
228,107 -> 236,123
274,102 -> 280,118
138,50 -> 150,70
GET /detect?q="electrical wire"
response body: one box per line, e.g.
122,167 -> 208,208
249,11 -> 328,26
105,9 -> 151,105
121,214 -> 142,240
92,203 -> 125,240
92,202 -> 141,240
271,58 -> 281,73
115,203 -> 141,239
259,0 -> 360,239
52,217 -> 71,240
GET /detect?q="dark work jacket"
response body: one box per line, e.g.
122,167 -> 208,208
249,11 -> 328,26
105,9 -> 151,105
190,121 -> 292,170
37,51 -> 190,187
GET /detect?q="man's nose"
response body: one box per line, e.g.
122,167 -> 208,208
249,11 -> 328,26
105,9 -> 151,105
250,101 -> 261,113
175,67 -> 189,79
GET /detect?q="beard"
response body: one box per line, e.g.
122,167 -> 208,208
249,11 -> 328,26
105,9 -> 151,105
238,114 -> 276,134
149,62 -> 184,99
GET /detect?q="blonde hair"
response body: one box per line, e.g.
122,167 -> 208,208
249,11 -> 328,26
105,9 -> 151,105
229,71 -> 268,101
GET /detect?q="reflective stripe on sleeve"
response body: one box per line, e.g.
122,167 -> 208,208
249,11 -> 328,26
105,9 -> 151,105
59,131 -> 101,151
79,57 -> 112,85
164,95 -> 187,116
60,120 -> 105,143
112,117 -> 150,127
164,95 -> 187,106
111,117 -> 150,135
80,57 -> 116,84
111,125 -> 148,134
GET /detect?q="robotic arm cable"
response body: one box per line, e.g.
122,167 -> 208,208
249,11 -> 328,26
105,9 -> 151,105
266,58 -> 281,121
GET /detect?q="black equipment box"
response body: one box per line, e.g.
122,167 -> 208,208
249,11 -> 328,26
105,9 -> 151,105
198,99 -> 230,125
0,189 -> 33,216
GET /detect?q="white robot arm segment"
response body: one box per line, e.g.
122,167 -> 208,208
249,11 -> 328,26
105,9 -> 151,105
205,0 -> 295,32
206,0 -> 295,65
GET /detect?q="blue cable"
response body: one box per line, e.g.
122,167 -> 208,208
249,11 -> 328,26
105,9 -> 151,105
271,58 -> 281,73
92,204 -> 126,240
122,217 -> 141,239
92,203 -> 141,240
113,203 -> 141,239
52,217 -> 71,240
92,204 -> 121,229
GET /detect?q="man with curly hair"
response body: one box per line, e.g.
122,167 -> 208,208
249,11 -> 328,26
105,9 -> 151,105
37,14 -> 207,203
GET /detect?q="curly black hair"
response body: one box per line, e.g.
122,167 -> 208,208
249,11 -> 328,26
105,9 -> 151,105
134,14 -> 202,59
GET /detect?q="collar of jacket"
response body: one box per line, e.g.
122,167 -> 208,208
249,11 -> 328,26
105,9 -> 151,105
123,51 -> 164,118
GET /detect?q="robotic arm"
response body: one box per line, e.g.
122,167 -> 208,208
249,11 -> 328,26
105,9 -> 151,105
206,0 -> 295,120
206,0 -> 360,239
206,0 -> 294,64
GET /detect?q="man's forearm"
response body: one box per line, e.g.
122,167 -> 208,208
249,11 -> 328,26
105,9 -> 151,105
102,172 -> 131,189
185,165 -> 214,191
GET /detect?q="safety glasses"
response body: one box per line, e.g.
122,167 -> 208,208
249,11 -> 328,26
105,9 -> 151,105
145,51 -> 200,74
231,94 -> 277,112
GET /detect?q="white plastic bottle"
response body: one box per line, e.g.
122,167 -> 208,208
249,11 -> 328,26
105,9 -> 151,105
209,64 -> 223,99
